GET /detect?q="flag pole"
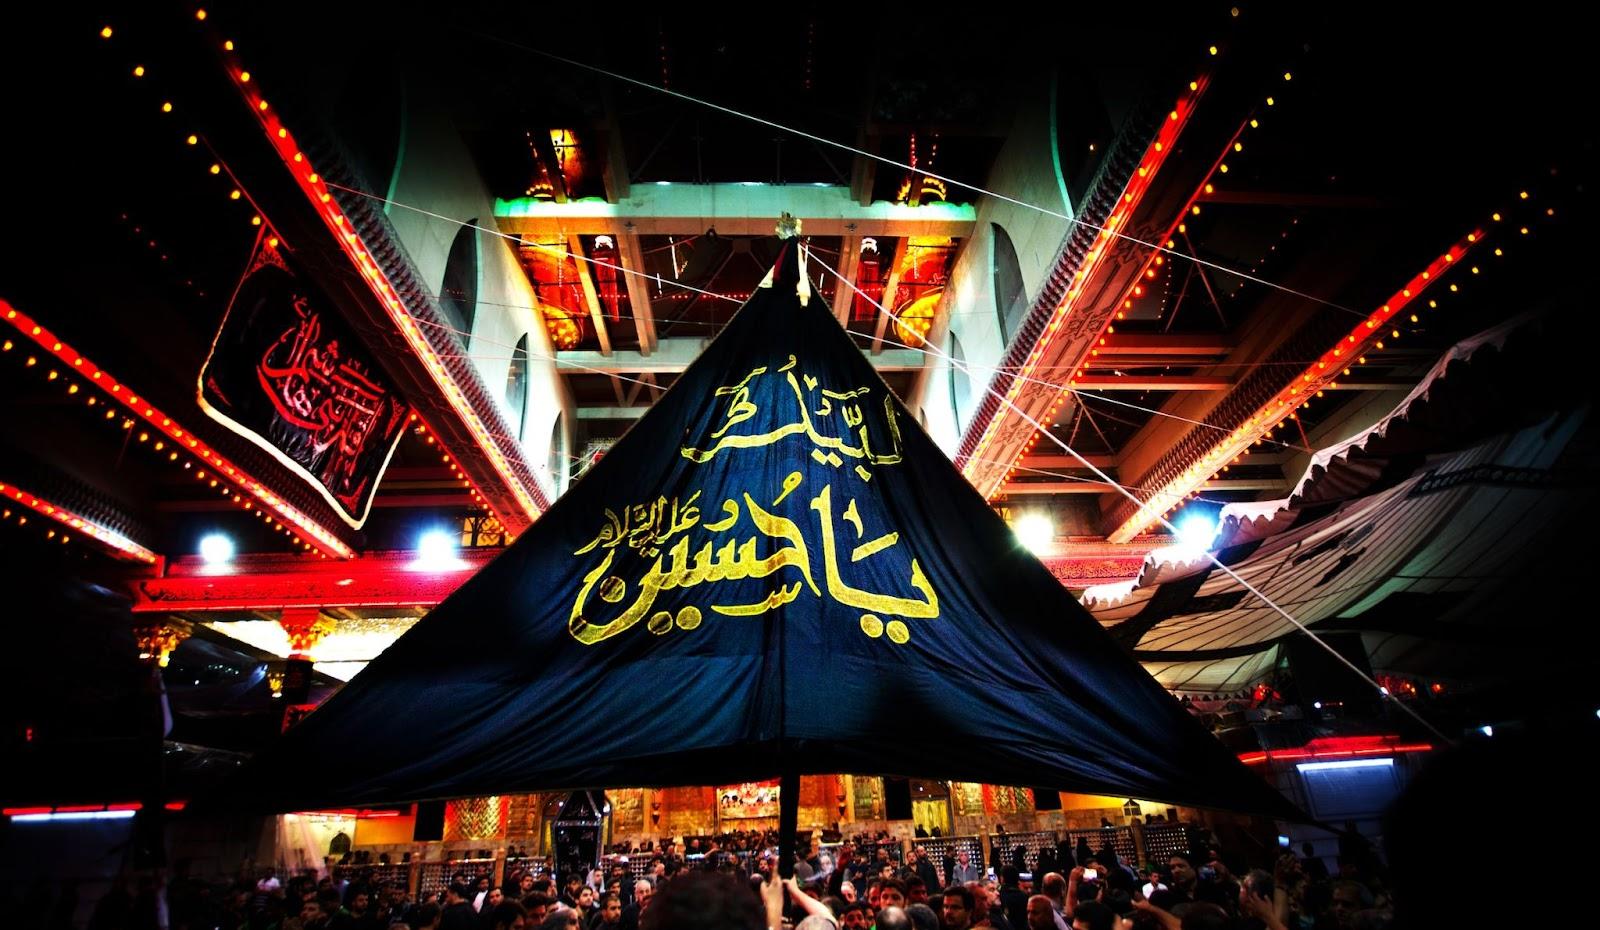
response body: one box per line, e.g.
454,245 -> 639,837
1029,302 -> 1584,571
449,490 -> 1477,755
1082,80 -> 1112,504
778,762 -> 800,880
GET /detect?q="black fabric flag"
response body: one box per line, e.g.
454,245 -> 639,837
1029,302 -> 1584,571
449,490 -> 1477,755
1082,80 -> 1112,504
198,233 -> 410,528
230,240 -> 1298,819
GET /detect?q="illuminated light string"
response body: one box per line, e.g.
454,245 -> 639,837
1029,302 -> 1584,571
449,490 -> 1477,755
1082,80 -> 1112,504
207,56 -> 547,527
811,247 -> 1454,744
113,213 -> 211,297
1113,105 -> 1291,329
1053,201 -> 1529,517
0,302 -> 352,558
334,111 -> 1388,473
0,479 -> 158,562
343,189 -> 1320,455
90,25 -> 1524,558
457,39 -> 1527,498
131,19 -> 1530,493
98,33 -> 513,536
404,415 -> 499,518
1111,219 -> 1509,539
960,77 -> 1311,484
349,179 -> 1539,467
12,308 -> 339,556
100,30 -> 285,241
457,29 -> 1371,321
107,35 -> 535,531
198,121 -> 1524,513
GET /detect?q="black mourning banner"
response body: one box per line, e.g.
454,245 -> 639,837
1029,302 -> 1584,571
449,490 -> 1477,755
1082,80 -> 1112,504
198,235 -> 410,528
225,241 -> 1300,821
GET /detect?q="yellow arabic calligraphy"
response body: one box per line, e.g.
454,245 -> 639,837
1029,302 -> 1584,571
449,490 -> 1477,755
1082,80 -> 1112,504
567,480 -> 938,645
681,359 -> 904,475
574,490 -> 702,558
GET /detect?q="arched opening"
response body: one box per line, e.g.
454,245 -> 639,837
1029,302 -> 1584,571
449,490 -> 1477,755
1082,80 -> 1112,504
440,220 -> 479,341
506,334 -> 529,440
991,223 -> 1027,345
948,331 -> 971,435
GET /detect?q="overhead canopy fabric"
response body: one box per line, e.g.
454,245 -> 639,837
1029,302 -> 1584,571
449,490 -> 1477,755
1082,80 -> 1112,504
1082,313 -> 1594,691
228,243 -> 1297,819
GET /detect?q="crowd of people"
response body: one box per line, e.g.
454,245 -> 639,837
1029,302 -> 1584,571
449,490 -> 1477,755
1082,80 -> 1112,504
22,824 -> 1392,930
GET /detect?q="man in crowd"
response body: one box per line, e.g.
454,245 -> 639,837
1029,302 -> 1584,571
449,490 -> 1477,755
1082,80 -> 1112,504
876,878 -> 909,912
439,882 -> 478,930
938,885 -> 974,930
523,893 -> 555,926
590,893 -> 623,930
950,852 -> 980,885
1065,901 -> 1112,930
996,869 -> 1027,930
1146,854 -> 1195,911
839,901 -> 871,930
1024,896 -> 1056,930
617,880 -> 652,930
1035,875 -> 1068,930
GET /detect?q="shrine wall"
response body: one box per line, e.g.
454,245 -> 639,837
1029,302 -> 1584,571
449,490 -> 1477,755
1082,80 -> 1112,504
913,78 -> 1075,454
373,76 -> 575,500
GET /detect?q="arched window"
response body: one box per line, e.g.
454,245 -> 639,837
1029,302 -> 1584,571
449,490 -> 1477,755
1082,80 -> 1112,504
991,223 -> 1027,344
948,331 -> 971,435
439,221 -> 479,341
506,334 -> 529,440
548,412 -> 567,492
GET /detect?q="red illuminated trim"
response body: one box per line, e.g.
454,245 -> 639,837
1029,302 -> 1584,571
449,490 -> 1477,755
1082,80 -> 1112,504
219,61 -> 543,530
129,548 -> 496,612
4,802 -> 146,815
1108,228 -> 1485,541
964,76 -> 1212,492
1239,735 -> 1433,766
0,477 -> 157,563
294,808 -> 403,819
1,300 -> 353,558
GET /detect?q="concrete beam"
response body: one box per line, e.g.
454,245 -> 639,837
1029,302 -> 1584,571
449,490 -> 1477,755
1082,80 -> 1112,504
577,406 -> 650,420
496,185 -> 975,238
872,236 -> 911,354
556,339 -> 926,374
618,231 -> 657,355
568,234 -> 612,357
832,235 -> 862,325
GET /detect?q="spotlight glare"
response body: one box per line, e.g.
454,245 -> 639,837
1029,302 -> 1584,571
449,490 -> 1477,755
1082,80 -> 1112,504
1175,512 -> 1217,552
412,529 -> 463,571
1011,514 -> 1054,556
199,533 -> 235,565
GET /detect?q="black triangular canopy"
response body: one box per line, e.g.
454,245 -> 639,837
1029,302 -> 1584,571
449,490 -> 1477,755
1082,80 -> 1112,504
229,241 -> 1299,820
